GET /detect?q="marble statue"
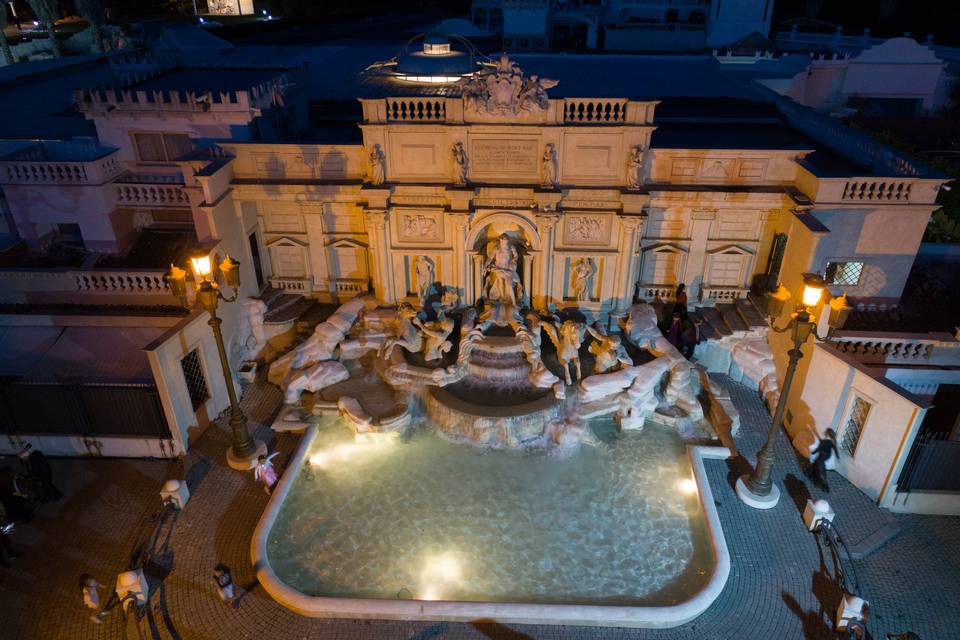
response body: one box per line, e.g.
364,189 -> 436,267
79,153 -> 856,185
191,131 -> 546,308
379,303 -> 423,358
368,144 -> 385,185
414,256 -> 434,303
586,324 -> 633,374
241,297 -> 268,353
452,142 -> 468,184
541,143 -> 557,188
543,318 -> 586,385
414,310 -> 454,362
570,257 -> 596,301
627,145 -> 642,190
483,234 -> 523,308
519,74 -> 559,113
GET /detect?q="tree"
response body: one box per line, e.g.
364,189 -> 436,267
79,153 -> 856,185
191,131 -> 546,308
75,0 -> 107,53
0,4 -> 15,65
26,0 -> 62,58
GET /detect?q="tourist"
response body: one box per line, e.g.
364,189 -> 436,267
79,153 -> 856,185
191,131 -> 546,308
253,452 -> 279,495
0,467 -> 32,523
681,317 -> 703,360
213,564 -> 238,609
80,574 -> 103,612
674,283 -> 688,309
659,311 -> 685,351
806,429 -> 837,492
19,445 -> 63,503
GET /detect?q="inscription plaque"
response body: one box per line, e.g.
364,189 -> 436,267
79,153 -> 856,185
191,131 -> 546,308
471,139 -> 538,174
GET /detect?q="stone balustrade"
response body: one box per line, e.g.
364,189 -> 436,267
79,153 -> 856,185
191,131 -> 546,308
563,98 -> 628,123
841,180 -> 914,202
0,148 -> 124,186
832,331 -> 960,366
334,278 -> 368,299
639,284 -> 676,301
116,183 -> 190,207
702,286 -> 750,302
269,277 -> 311,293
386,98 -> 447,121
0,268 -> 173,304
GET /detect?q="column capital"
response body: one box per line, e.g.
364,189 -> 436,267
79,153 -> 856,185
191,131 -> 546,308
617,214 -> 644,232
362,208 -> 389,230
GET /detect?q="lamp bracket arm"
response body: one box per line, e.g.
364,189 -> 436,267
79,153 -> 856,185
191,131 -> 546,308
218,288 -> 239,304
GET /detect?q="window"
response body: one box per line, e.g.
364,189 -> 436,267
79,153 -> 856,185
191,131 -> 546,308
840,396 -> 871,456
825,261 -> 864,286
133,132 -> 194,162
180,348 -> 210,411
710,252 -> 745,287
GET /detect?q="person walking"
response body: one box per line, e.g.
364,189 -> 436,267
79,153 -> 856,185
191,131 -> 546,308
253,452 -> 279,495
213,564 -> 238,609
80,574 -> 103,612
681,317 -> 703,360
806,429 -> 837,492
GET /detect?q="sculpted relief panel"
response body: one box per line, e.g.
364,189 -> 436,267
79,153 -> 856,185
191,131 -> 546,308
252,151 -> 347,179
562,215 -> 610,245
395,210 -> 445,244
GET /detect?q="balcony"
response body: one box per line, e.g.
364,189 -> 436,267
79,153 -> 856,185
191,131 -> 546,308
0,141 -> 124,186
115,174 -> 190,208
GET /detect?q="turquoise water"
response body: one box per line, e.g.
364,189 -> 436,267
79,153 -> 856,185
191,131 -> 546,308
266,418 -> 713,606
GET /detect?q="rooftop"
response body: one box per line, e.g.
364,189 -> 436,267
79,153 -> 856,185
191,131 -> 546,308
129,67 -> 291,94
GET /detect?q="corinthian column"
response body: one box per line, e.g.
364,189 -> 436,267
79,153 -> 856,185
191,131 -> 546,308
612,214 -> 644,324
362,208 -> 394,302
533,211 -> 560,311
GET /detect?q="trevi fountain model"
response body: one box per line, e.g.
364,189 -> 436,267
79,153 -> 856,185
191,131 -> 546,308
252,232 -> 733,627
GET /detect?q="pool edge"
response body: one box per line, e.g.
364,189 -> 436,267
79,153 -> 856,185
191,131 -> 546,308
250,426 -> 733,628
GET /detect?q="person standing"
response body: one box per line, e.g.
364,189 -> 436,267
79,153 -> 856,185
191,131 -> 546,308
681,317 -> 703,360
659,310 -> 685,351
80,574 -> 102,612
253,452 -> 279,495
674,283 -> 688,309
20,445 -> 62,503
213,564 -> 238,609
806,429 -> 837,492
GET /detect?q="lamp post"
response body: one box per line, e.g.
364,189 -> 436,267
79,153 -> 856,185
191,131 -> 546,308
166,253 -> 266,471
736,273 -> 827,509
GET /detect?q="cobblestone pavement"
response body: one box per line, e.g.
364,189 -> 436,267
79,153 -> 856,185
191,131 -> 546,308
1,377 -> 958,639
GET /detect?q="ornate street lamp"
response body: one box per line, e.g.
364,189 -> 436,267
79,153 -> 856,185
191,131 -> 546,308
166,253 -> 266,471
736,273 -> 828,509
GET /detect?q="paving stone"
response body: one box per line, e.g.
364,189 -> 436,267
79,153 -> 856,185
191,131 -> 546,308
0,376 -> 956,639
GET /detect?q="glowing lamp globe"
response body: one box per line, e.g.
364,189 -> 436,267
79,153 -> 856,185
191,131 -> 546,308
801,273 -> 826,309
220,255 -> 241,289
190,254 -> 212,279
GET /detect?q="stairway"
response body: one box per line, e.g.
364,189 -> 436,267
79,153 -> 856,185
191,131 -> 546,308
652,294 -> 768,342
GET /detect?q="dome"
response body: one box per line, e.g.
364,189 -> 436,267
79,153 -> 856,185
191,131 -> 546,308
393,35 -> 478,84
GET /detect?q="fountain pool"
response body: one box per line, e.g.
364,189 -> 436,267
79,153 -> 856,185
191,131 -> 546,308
253,416 -> 730,627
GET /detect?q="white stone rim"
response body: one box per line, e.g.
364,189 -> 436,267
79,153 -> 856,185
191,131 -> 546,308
251,426 -> 732,628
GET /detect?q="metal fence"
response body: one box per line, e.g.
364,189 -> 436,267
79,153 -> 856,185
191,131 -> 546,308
897,431 -> 960,492
0,380 -> 170,439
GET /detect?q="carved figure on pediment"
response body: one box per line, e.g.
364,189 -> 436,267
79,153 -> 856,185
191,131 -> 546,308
414,256 -> 434,303
570,257 -> 596,301
458,53 -> 557,117
627,145 -> 643,190
452,142 -> 468,185
541,143 -> 557,188
367,144 -> 385,185
483,233 -> 522,308
702,159 -> 730,178
519,74 -> 559,113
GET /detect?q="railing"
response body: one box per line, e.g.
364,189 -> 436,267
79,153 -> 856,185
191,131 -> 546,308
832,332 -> 960,365
334,278 -> 368,299
0,152 -> 124,186
386,98 -> 446,121
74,271 -> 169,293
269,276 -> 311,293
0,268 -> 173,303
639,284 -> 675,301
897,431 -> 960,492
841,180 -> 914,202
702,286 -> 750,302
773,28 -> 960,64
116,183 -> 190,207
563,98 -> 628,123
